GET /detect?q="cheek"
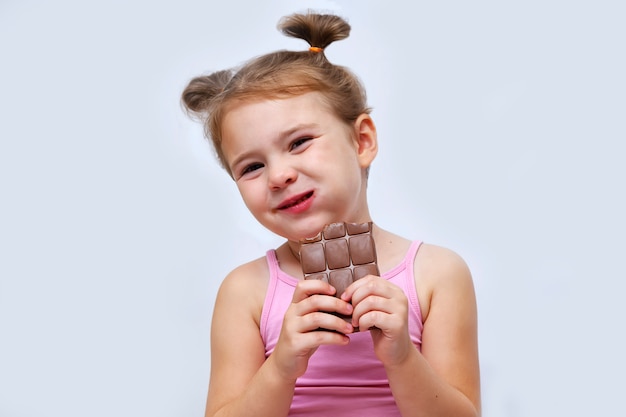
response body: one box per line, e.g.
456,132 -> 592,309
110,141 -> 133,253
308,141 -> 359,171
236,183 -> 257,207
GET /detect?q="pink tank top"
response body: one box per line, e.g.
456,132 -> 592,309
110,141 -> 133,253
261,241 -> 424,416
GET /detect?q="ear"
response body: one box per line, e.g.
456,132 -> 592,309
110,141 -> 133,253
353,113 -> 378,168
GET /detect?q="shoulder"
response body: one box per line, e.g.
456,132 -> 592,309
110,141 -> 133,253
206,255 -> 275,412
415,243 -> 471,279
214,255 -> 271,328
414,243 -> 475,321
414,243 -> 481,411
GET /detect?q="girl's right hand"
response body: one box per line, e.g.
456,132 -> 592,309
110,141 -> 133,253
271,279 -> 354,381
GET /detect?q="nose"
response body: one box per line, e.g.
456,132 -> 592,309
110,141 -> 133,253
267,161 -> 297,190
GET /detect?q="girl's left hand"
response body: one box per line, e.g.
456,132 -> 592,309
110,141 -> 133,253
341,276 -> 414,367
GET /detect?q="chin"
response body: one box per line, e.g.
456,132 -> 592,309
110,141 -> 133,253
273,222 -> 324,242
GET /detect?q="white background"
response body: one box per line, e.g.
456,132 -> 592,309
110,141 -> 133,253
1,1 -> 624,416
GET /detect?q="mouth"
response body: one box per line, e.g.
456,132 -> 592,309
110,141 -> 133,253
277,191 -> 314,210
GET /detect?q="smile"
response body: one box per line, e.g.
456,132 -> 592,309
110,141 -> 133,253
277,191 -> 314,211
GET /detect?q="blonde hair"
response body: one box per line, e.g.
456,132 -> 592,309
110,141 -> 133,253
181,11 -> 371,175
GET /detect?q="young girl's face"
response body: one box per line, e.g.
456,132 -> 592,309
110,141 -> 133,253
221,91 -> 376,241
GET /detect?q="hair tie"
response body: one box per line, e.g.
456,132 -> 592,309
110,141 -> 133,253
309,46 -> 323,53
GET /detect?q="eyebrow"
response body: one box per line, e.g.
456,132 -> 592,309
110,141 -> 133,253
279,123 -> 318,141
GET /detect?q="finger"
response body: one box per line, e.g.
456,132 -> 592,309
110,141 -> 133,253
296,294 -> 354,318
353,294 -> 408,333
355,308 -> 407,334
299,326 -> 352,347
292,279 -> 337,303
339,274 -> 377,301
342,276 -> 396,305
351,295 -> 392,326
302,311 -> 354,335
354,310 -> 385,332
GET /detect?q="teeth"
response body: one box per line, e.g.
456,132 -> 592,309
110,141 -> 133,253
286,197 -> 304,208
283,192 -> 310,209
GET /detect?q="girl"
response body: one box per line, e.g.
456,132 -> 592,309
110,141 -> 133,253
181,11 -> 480,417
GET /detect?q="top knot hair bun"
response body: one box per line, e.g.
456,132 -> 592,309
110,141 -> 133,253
278,11 -> 351,53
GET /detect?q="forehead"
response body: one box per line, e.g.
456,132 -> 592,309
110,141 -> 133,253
221,92 -> 337,138
227,91 -> 332,116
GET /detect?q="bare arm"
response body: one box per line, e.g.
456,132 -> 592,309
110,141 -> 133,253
205,261 -> 294,417
344,244 -> 481,417
205,259 -> 355,417
389,244 -> 481,417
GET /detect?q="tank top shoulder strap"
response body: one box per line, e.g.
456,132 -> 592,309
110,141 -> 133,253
404,241 -> 424,326
260,249 -> 280,341
405,240 -> 423,271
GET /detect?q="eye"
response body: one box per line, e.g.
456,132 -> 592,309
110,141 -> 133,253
240,162 -> 264,176
290,137 -> 312,151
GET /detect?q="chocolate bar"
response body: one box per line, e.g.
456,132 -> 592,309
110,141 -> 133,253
298,222 -> 379,329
